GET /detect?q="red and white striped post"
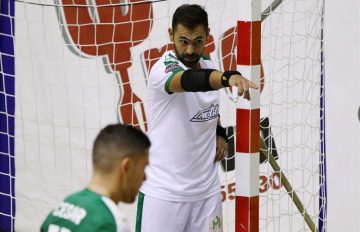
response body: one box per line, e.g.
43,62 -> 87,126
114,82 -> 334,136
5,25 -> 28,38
235,0 -> 261,231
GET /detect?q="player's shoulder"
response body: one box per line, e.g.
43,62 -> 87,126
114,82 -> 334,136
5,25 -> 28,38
63,189 -> 105,213
163,51 -> 179,64
151,51 -> 178,70
200,55 -> 215,69
201,54 -> 211,61
65,189 -> 98,202
149,51 -> 182,79
93,222 -> 118,232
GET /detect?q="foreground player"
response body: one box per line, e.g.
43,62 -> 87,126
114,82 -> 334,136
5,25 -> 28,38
41,123 -> 150,232
136,4 -> 258,232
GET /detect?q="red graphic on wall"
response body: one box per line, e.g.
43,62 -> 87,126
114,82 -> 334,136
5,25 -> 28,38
60,1 -> 264,129
61,0 -> 153,129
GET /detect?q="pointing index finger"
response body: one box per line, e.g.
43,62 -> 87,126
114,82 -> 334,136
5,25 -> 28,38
248,80 -> 259,89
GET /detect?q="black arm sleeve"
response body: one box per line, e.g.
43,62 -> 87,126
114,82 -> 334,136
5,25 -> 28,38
180,69 -> 216,92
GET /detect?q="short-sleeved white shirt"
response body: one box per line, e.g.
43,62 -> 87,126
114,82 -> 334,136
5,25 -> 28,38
140,51 -> 220,202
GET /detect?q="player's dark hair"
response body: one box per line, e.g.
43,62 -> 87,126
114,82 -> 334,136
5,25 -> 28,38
172,4 -> 208,32
92,124 -> 151,172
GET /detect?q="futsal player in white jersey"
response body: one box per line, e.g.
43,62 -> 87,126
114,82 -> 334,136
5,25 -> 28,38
136,4 -> 258,232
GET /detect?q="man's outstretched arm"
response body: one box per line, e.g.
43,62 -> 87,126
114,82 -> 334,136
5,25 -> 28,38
168,69 -> 258,100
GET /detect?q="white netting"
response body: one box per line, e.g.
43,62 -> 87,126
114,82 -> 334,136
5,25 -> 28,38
260,0 -> 325,231
0,0 -> 325,231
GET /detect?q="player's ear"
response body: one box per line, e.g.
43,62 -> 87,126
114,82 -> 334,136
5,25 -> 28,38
119,157 -> 131,174
168,27 -> 174,42
206,27 -> 210,39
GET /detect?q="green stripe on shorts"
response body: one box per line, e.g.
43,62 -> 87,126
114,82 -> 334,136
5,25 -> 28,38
135,192 -> 145,232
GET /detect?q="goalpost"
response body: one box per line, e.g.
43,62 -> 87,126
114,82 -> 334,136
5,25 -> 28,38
0,0 -> 326,231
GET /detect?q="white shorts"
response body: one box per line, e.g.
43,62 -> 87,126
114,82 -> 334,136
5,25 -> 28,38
136,192 -> 223,232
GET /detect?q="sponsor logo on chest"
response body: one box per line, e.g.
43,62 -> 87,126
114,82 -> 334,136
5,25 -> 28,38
190,104 -> 219,122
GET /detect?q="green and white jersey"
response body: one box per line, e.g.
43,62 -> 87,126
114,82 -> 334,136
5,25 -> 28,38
141,51 -> 220,202
41,189 -> 130,232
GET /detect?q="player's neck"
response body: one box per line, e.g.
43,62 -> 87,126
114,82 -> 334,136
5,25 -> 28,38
189,62 -> 200,70
87,173 -> 119,203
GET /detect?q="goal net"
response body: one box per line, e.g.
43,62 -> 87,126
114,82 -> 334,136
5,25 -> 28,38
259,0 -> 326,231
0,0 -> 326,231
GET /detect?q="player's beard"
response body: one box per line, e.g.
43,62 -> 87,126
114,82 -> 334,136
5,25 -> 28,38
174,47 -> 202,69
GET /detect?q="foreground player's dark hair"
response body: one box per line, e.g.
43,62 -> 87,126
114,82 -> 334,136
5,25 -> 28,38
92,124 -> 150,172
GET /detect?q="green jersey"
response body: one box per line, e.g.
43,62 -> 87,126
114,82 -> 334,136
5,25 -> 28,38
41,189 -> 130,232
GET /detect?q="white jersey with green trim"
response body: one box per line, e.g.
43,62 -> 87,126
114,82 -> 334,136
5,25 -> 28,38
141,51 -> 220,202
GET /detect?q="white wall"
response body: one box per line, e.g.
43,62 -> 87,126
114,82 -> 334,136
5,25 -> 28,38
325,0 -> 360,231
